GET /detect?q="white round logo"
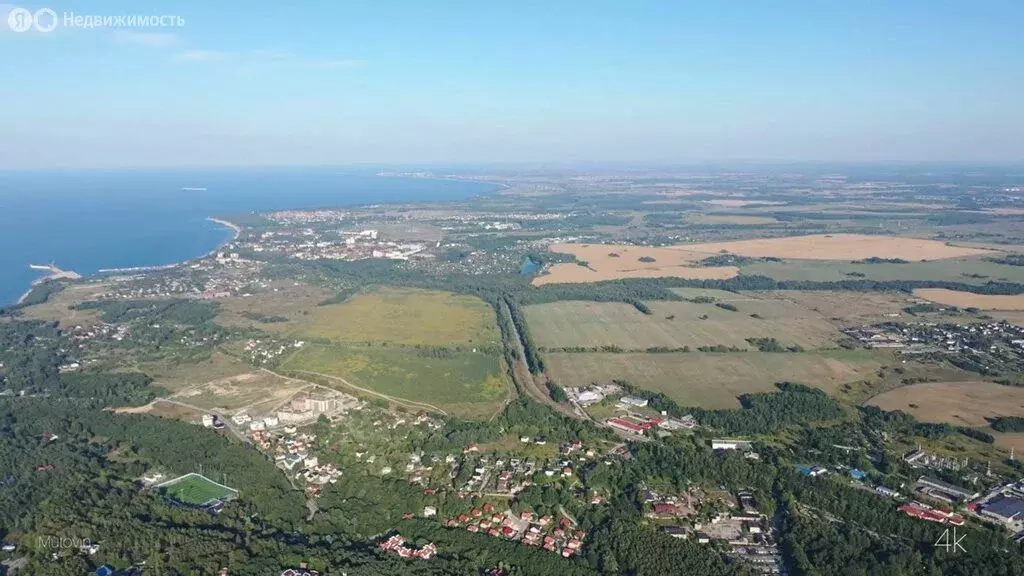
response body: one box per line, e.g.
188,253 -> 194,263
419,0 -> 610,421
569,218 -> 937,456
7,7 -> 33,32
33,8 -> 57,32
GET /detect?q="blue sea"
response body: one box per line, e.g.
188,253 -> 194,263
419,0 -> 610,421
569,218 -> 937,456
0,169 -> 495,305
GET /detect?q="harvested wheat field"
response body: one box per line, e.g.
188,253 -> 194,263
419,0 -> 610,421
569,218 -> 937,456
534,243 -> 737,286
912,288 -> 1024,311
867,381 -> 1024,427
678,234 -> 993,261
686,214 -> 779,225
706,199 -> 787,207
534,263 -> 738,285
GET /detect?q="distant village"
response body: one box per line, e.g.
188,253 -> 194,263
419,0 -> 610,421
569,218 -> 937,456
844,320 -> 1024,376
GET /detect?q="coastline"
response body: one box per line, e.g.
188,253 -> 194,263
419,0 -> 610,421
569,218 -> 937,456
11,217 -> 242,305
2,172 -> 491,306
17,264 -> 82,304
96,217 -> 242,275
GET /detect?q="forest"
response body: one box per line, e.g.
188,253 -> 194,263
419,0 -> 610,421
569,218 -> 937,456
615,381 -> 844,435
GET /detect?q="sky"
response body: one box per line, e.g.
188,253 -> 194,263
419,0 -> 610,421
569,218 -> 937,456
1,0 -> 1022,168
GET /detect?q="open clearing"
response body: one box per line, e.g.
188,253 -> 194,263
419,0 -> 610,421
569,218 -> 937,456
676,234 -> 994,261
280,343 -> 507,418
525,297 -> 840,350
545,350 -> 887,409
912,288 -> 1024,311
294,287 -> 500,346
867,381 -> 1024,427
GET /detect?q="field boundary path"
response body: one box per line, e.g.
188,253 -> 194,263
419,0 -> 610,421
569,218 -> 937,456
499,299 -> 582,420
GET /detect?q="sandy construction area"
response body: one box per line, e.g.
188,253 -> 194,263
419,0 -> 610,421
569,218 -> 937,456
912,288 -> 1024,310
867,381 -> 1024,427
678,234 -> 994,261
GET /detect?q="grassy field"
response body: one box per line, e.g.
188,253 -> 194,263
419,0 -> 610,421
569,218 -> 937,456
21,282 -> 110,326
545,349 -> 889,409
763,290 -> 916,327
293,287 -> 500,346
740,257 -> 1024,284
866,381 -> 1024,427
525,296 -> 841,350
159,473 -> 237,506
280,343 -> 507,418
139,352 -> 255,393
214,281 -> 333,331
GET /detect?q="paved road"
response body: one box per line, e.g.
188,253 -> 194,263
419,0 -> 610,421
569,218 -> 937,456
151,398 -> 252,444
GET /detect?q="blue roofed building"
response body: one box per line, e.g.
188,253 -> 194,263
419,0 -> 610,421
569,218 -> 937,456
796,465 -> 828,477
980,495 -> 1024,527
849,469 -> 867,481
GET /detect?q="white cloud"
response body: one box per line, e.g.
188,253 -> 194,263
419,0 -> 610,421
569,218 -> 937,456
111,30 -> 180,47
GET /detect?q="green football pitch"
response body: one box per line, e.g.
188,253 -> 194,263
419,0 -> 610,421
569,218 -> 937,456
159,474 -> 237,506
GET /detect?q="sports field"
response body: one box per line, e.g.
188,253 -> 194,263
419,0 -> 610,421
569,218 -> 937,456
525,296 -> 840,350
545,349 -> 888,409
867,381 -> 1024,427
159,473 -> 238,506
295,287 -> 500,345
280,343 -> 507,418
